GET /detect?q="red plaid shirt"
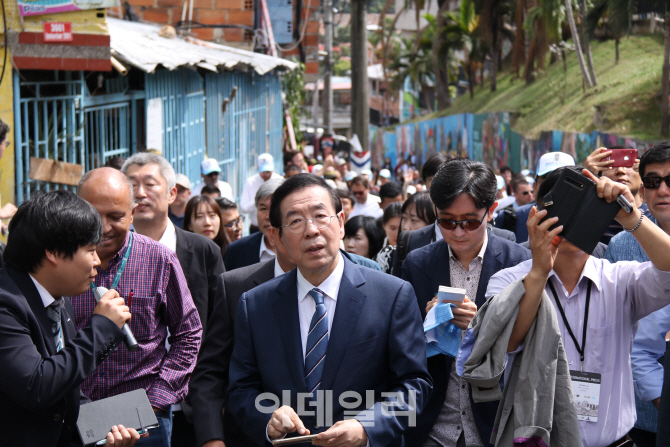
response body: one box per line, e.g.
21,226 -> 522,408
71,233 -> 202,410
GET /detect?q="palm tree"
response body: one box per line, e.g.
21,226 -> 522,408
565,0 -> 594,87
388,35 -> 436,113
586,0 -> 635,64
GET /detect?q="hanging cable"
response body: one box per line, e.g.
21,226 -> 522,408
0,0 -> 8,87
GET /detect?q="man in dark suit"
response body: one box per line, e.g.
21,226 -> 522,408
0,190 -> 140,447
225,178 -> 285,271
401,159 -> 531,447
227,174 -> 432,446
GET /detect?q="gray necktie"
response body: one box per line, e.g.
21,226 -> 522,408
46,300 -> 63,352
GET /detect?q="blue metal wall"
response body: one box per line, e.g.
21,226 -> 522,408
205,70 -> 284,201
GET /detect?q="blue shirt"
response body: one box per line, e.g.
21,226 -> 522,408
605,219 -> 665,433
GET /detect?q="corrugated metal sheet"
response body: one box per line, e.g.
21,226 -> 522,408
108,18 -> 297,75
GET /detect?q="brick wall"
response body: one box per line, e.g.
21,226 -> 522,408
127,0 -> 321,74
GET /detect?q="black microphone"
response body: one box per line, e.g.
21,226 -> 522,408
92,286 -> 139,352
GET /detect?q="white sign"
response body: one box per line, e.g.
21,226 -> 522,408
146,98 -> 164,154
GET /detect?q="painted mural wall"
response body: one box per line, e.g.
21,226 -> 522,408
370,112 -> 652,173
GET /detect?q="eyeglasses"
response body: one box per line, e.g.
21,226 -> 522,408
519,191 -> 531,196
642,175 -> 670,190
281,214 -> 337,233
206,172 -> 219,178
436,211 -> 488,232
352,190 -> 366,196
223,215 -> 245,229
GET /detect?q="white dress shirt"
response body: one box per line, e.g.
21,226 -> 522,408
349,194 -> 383,219
157,219 -> 177,253
191,180 -> 234,201
259,235 -> 277,264
486,257 -> 670,447
29,274 -> 56,308
240,172 -> 284,226
274,257 -> 287,278
296,252 -> 344,358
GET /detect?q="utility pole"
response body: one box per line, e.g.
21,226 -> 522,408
323,0 -> 334,134
350,0 -> 369,151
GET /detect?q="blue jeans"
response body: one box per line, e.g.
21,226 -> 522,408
136,409 -> 172,447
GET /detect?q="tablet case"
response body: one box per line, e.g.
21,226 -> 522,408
77,389 -> 159,446
541,169 -> 621,254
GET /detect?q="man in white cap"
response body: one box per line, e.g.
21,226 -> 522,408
379,168 -> 392,186
169,173 -> 192,229
240,153 -> 283,233
191,158 -> 234,201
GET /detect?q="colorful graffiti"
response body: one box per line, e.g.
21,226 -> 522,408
371,112 -> 649,174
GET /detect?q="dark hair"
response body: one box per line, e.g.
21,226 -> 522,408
285,164 -> 302,174
500,165 -> 513,175
379,182 -> 403,201
344,215 -> 385,259
401,191 -> 436,228
422,153 -> 454,182
201,184 -> 221,196
270,173 -> 342,234
337,189 -> 355,205
430,159 -> 497,211
383,201 -> 403,224
104,156 -> 126,170
639,142 -> 670,178
283,150 -> 304,168
4,190 -> 102,272
183,195 -> 229,259
0,119 -> 9,144
536,165 -> 585,209
511,173 -> 530,193
215,197 -> 237,211
350,175 -> 369,189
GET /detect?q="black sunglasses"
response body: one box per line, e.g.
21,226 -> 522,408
642,175 -> 670,190
436,211 -> 488,231
206,172 -> 219,178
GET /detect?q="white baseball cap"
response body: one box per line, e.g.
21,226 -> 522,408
344,171 -> 356,181
361,169 -> 373,179
258,153 -> 275,173
496,175 -> 505,190
201,158 -> 221,175
175,173 -> 192,189
406,185 -> 417,195
536,152 -> 575,177
379,169 -> 391,179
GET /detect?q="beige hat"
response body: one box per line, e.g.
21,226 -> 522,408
175,173 -> 192,190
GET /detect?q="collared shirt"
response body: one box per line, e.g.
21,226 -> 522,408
158,219 -> 177,253
430,234 -> 487,447
349,194 -> 383,219
29,274 -> 56,308
259,235 -> 277,264
486,257 -> 670,447
71,233 -> 202,410
191,180 -> 234,201
296,253 -> 344,357
240,172 -> 284,226
168,207 -> 184,230
274,257 -> 287,278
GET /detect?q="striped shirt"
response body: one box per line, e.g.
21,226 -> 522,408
71,233 -> 202,410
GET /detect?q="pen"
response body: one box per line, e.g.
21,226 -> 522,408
128,289 -> 134,307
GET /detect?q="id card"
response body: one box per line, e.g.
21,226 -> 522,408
570,370 -> 601,422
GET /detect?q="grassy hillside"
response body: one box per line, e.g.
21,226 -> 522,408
434,34 -> 665,141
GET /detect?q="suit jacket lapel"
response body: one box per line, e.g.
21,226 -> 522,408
320,259 -> 367,392
175,228 -> 193,280
475,231 -> 502,308
272,270 -> 307,392
254,260 -> 276,286
428,241 -> 452,318
7,268 -> 57,355
62,300 -> 77,345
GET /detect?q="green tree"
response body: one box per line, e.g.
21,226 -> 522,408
282,62 -> 305,145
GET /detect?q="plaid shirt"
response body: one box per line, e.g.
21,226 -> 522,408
71,233 -> 202,410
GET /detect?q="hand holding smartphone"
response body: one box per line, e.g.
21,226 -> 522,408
605,148 -> 638,168
271,434 -> 319,445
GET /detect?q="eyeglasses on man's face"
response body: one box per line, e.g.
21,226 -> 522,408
436,210 -> 489,232
281,214 -> 338,233
643,175 -> 670,190
223,215 -> 245,228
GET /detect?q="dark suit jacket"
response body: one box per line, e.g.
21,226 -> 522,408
0,267 -> 124,447
228,257 -> 432,447
224,231 -> 264,271
391,223 -> 516,277
175,227 -> 225,331
401,231 -> 531,447
189,260 -> 275,447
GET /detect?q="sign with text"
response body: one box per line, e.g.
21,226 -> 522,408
43,22 -> 72,42
19,0 -> 116,17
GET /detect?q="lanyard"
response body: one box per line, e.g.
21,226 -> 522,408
547,277 -> 592,372
91,232 -> 134,291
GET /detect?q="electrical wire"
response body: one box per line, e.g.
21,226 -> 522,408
274,0 -> 312,52
0,0 -> 8,87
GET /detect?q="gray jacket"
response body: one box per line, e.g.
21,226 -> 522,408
459,278 -> 582,447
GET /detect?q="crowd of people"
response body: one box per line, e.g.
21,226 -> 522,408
3,120 -> 670,447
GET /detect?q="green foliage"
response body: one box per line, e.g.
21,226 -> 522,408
334,25 -> 351,45
585,0 -> 635,38
282,61 -> 305,143
334,59 -> 352,76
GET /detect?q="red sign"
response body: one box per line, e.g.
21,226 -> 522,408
43,22 -> 73,42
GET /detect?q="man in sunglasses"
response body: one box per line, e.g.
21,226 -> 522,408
401,159 -> 531,447
606,143 -> 670,446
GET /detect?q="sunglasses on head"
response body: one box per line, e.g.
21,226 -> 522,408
436,211 -> 488,231
642,175 -> 670,189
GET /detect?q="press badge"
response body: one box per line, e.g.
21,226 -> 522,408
570,370 -> 601,422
